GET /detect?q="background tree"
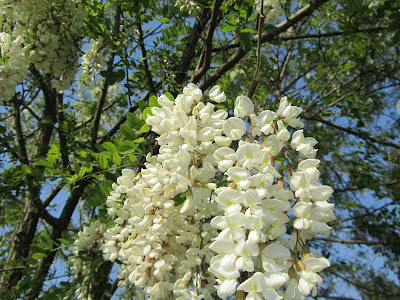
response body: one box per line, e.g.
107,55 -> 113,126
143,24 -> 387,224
0,0 -> 399,299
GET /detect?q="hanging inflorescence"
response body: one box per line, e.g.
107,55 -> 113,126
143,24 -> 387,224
72,84 -> 335,300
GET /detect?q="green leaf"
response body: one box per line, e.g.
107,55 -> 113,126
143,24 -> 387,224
133,137 -> 144,143
278,165 -> 288,170
32,253 -> 47,260
120,124 -> 137,140
155,17 -> 169,23
98,153 -> 109,169
139,123 -> 150,133
164,92 -> 175,102
264,24 -> 278,31
113,151 -> 121,166
119,144 -> 136,154
221,22 -> 237,32
78,167 -> 87,178
138,99 -> 148,112
57,238 -> 71,245
240,28 -> 258,33
48,144 -> 59,164
173,192 -> 187,206
102,142 -> 118,153
142,107 -> 153,121
274,152 -> 286,161
99,180 -> 113,196
149,95 -> 161,108
340,61 -> 352,73
126,112 -> 145,130
22,165 -> 32,174
239,31 -> 252,52
39,233 -> 53,251
99,69 -> 125,85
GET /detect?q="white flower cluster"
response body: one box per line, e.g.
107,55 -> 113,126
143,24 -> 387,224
0,32 -> 29,99
255,0 -> 285,23
70,220 -> 107,276
174,0 -> 200,15
80,38 -> 109,83
0,0 -> 85,96
99,84 -> 335,299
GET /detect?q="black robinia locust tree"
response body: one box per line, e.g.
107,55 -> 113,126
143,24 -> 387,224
0,0 -> 399,299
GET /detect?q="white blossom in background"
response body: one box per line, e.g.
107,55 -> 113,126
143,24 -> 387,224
96,83 -> 335,299
69,220 -> 107,298
255,0 -> 286,23
174,0 -> 200,15
0,33 -> 29,99
80,38 -> 109,83
0,0 -> 85,95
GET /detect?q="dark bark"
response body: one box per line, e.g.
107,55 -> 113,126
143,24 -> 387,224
173,8 -> 211,88
1,71 -> 59,292
198,0 -> 330,91
25,179 -> 91,299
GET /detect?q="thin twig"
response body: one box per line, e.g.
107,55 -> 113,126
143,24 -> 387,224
11,96 -> 29,165
302,115 -> 400,149
313,236 -> 400,245
280,26 -> 388,41
191,0 -> 224,84
56,94 -> 69,169
327,269 -> 400,297
91,5 -> 122,149
334,180 -> 400,193
175,8 -> 211,86
199,0 -> 330,91
247,0 -> 265,98
43,182 -> 64,207
331,200 -> 395,225
137,10 -> 155,93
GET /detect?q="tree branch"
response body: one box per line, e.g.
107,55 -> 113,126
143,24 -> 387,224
175,8 -> 211,86
56,93 -> 69,169
275,44 -> 294,97
318,296 -> 358,300
247,2 -> 266,98
305,59 -> 400,114
191,0 -> 224,84
279,26 -> 388,41
332,200 -> 394,225
26,178 -> 91,299
334,179 -> 400,193
11,96 -> 29,165
198,0 -> 330,91
210,26 -> 389,53
302,115 -> 400,149
313,236 -> 400,245
327,269 -> 400,297
91,5 -> 122,149
136,10 -> 155,93
42,181 -> 64,207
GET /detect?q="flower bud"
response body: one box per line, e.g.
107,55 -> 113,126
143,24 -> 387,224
277,179 -> 286,188
288,266 -> 298,279
302,253 -> 313,261
235,290 -> 245,300
259,243 -> 267,252
296,260 -> 306,272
